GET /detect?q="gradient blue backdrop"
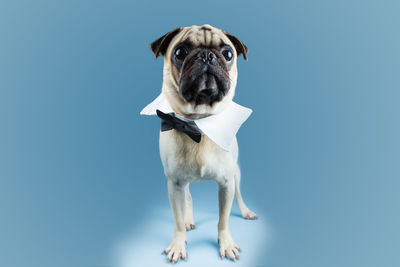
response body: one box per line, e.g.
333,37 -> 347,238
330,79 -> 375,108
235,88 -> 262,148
1,0 -> 399,266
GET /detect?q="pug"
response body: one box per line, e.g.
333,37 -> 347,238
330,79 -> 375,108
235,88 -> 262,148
141,24 -> 257,263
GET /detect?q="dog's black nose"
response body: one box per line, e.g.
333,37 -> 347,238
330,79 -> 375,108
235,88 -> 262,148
198,49 -> 216,64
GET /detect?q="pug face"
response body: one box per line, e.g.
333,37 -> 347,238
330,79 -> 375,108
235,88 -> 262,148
150,24 -> 247,119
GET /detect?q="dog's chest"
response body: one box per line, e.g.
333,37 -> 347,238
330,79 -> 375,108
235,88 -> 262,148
159,130 -> 236,183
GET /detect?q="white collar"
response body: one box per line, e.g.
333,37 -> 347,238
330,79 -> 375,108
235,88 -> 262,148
140,93 -> 252,151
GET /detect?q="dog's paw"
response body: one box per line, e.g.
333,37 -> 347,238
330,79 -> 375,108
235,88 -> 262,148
242,209 -> 258,220
162,237 -> 187,264
185,221 -> 195,231
218,231 -> 241,262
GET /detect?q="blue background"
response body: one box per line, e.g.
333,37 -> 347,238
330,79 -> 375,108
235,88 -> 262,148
1,0 -> 399,266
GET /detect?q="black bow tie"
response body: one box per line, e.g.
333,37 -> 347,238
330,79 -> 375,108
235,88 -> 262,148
156,109 -> 202,143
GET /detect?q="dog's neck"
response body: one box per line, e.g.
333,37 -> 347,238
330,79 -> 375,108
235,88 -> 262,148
162,86 -> 234,120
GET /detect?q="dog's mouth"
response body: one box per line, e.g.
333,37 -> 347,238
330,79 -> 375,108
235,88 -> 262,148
178,49 -> 230,106
180,72 -> 228,105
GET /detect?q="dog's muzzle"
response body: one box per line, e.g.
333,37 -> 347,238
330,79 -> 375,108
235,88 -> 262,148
179,48 -> 230,106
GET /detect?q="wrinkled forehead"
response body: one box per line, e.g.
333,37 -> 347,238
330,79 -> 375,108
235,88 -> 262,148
175,24 -> 232,48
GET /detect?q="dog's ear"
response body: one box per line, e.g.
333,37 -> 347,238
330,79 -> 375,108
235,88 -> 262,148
150,27 -> 183,58
223,31 -> 248,60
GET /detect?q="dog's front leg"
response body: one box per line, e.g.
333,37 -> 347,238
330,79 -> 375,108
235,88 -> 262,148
162,179 -> 187,263
217,178 -> 241,261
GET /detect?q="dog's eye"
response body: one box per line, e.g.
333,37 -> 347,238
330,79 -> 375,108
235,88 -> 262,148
174,47 -> 188,60
222,49 -> 233,61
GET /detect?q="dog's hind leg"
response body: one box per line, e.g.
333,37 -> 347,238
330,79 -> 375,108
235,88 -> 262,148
234,164 -> 258,220
184,183 -> 195,230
